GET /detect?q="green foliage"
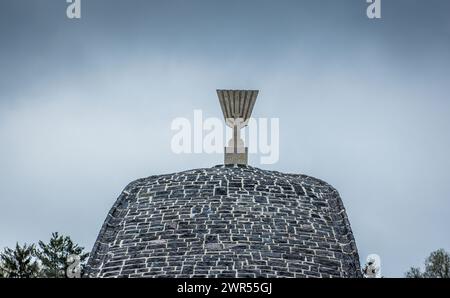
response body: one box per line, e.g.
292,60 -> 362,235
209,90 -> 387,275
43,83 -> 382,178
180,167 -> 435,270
405,267 -> 423,278
405,248 -> 450,278
0,233 -> 89,278
0,243 -> 39,278
423,249 -> 450,278
36,232 -> 89,278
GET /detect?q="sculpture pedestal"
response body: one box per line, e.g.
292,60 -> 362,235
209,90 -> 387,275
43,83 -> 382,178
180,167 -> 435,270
224,147 -> 248,165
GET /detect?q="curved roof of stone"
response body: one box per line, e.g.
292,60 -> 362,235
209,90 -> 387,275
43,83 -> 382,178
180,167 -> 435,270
86,165 -> 361,278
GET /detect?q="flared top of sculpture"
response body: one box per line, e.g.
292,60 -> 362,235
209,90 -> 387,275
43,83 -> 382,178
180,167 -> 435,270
217,90 -> 258,128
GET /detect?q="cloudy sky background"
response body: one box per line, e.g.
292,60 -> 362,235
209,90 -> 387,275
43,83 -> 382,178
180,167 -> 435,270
1,0 -> 449,277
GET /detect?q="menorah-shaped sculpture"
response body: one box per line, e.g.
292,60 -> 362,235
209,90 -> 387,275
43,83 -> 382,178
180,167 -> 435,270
217,89 -> 259,165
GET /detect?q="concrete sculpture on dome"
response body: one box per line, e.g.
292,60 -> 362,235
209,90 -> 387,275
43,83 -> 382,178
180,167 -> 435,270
217,89 -> 258,165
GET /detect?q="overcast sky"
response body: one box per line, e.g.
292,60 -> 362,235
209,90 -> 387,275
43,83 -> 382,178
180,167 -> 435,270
1,0 -> 449,277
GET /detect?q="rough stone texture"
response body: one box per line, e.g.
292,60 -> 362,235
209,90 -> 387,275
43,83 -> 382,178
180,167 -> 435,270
86,165 -> 361,278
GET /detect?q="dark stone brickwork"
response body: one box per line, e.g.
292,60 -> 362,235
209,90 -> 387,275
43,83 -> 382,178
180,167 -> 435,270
86,165 -> 361,278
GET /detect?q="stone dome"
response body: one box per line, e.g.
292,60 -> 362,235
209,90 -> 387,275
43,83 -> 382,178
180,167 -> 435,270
86,165 -> 361,278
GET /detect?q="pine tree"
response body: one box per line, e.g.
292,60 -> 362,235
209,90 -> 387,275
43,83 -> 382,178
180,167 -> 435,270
0,243 -> 40,278
36,232 -> 89,278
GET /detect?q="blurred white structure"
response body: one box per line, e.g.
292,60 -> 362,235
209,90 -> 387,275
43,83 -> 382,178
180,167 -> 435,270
362,254 -> 382,278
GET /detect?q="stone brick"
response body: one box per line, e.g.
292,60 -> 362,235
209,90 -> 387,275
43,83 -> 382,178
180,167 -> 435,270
86,165 -> 361,278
